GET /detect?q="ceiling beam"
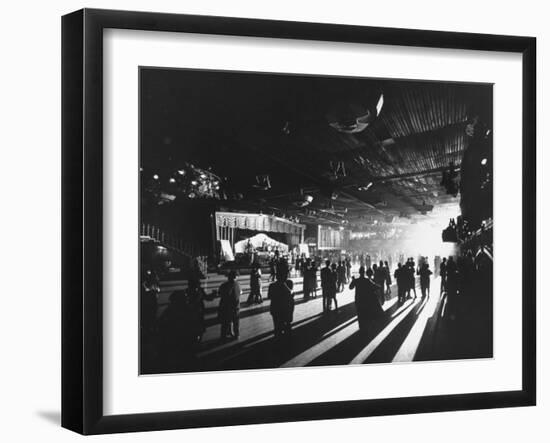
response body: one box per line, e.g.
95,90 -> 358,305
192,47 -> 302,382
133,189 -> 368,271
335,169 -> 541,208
238,132 -> 386,217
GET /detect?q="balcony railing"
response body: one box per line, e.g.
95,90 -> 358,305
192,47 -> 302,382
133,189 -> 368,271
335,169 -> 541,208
140,223 -> 208,275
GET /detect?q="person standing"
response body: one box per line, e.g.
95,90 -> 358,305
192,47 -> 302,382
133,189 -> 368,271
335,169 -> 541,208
394,263 -> 405,303
157,290 -> 195,368
268,268 -> 295,338
296,255 -> 303,278
412,259 -> 418,298
247,263 -> 263,304
186,277 -> 206,343
140,269 -> 159,341
336,260 -> 346,292
406,258 -> 417,299
345,257 -> 352,282
440,257 -> 447,294
328,263 -> 339,312
320,260 -> 332,313
269,256 -> 277,282
350,267 -> 383,334
303,259 -> 311,300
373,262 -> 386,302
310,261 -> 319,298
384,260 -> 392,297
218,270 -> 242,340
418,262 -> 433,299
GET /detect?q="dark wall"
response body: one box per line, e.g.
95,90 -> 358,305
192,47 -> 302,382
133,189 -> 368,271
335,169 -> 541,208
141,199 -> 215,256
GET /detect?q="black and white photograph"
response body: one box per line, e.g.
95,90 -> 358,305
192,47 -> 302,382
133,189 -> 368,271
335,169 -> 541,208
0,0 -> 545,439
139,68 -> 494,375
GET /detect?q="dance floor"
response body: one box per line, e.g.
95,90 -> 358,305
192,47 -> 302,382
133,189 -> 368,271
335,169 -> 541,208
145,268 -> 492,374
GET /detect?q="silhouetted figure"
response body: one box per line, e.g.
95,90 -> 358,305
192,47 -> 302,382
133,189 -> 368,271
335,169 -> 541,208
303,259 -> 312,300
350,267 -> 383,334
268,268 -> 295,338
186,277 -> 206,343
310,262 -> 319,298
328,263 -> 339,312
384,260 -> 392,296
373,263 -> 385,303
320,260 -> 332,313
440,257 -> 447,293
300,254 -> 308,277
218,270 -> 242,340
394,263 -> 406,303
405,258 -> 417,299
247,264 -> 263,304
269,257 -> 277,282
296,256 -> 303,278
140,269 -> 159,341
418,263 -> 433,299
157,290 -> 196,369
345,257 -> 352,281
336,260 -> 346,292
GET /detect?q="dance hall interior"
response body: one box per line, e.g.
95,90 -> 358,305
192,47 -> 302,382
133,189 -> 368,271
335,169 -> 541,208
139,68 -> 493,374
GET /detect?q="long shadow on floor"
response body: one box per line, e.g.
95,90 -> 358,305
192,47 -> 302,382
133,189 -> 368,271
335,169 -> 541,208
202,294 -> 321,327
145,285 -> 401,374
150,299 -> 386,374
308,298 -> 426,367
150,283 -> 493,375
204,305 -> 359,371
208,298 -> 403,372
364,298 -> 428,363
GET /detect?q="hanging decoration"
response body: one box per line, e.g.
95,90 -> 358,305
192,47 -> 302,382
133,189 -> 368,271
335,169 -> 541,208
215,211 -> 305,236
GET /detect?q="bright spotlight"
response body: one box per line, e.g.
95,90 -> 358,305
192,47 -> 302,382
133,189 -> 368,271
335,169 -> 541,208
153,174 -> 159,180
376,94 -> 384,116
481,158 -> 488,166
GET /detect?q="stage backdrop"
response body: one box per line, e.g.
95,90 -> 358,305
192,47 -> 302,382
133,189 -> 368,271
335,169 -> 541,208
214,211 -> 305,250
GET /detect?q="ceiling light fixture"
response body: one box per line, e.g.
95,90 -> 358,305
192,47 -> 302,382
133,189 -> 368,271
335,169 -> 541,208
358,182 -> 373,191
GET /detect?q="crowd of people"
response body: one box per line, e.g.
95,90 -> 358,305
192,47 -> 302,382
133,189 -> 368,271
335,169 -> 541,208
140,246 -> 491,368
393,257 -> 434,303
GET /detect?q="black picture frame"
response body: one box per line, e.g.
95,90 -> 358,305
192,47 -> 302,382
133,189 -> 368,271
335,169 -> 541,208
61,8 -> 536,435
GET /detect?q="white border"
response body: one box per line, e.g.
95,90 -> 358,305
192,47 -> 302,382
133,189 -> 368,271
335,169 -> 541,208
103,29 -> 523,415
